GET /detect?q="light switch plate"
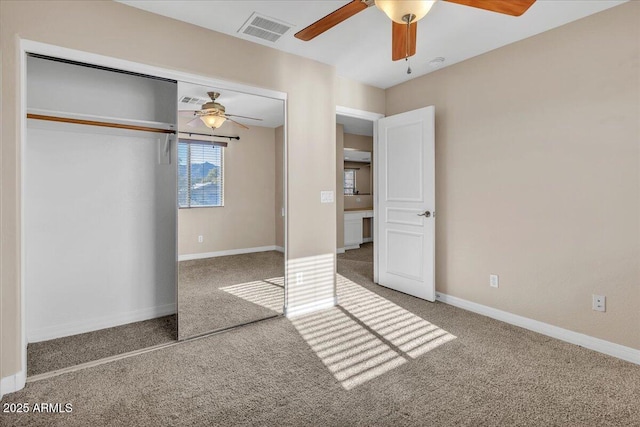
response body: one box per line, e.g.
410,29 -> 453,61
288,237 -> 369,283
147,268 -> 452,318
321,191 -> 334,204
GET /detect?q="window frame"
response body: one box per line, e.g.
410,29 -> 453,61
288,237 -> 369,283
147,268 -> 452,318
178,139 -> 225,209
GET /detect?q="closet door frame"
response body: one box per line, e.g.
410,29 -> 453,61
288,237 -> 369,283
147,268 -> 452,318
17,39 -> 289,385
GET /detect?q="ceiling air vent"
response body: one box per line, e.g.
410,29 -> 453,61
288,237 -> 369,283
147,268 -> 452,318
238,12 -> 293,43
179,96 -> 209,106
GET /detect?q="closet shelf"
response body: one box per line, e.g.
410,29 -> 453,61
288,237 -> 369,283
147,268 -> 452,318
27,109 -> 176,134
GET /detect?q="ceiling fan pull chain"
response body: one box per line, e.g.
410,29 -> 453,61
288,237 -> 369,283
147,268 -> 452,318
403,13 -> 415,74
405,15 -> 412,74
405,16 -> 410,59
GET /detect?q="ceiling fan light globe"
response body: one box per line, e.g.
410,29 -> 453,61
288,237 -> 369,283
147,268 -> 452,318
200,115 -> 227,129
375,0 -> 436,23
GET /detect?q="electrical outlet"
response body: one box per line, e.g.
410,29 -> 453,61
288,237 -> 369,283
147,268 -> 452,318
198,235 -> 203,243
489,274 -> 499,288
592,295 -> 606,312
296,272 -> 304,285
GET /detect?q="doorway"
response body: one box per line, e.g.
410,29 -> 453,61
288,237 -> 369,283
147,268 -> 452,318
335,105 -> 436,302
336,107 -> 383,285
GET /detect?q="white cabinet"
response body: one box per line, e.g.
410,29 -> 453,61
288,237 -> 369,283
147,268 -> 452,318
344,210 -> 373,250
344,215 -> 363,248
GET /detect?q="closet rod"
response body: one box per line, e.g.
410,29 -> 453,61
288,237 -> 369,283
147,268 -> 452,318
27,114 -> 176,134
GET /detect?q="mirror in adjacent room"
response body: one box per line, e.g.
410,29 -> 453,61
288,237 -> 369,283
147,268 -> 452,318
177,81 -> 285,340
343,149 -> 372,196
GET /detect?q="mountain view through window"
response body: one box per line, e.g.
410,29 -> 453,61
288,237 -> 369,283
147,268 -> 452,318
178,141 -> 223,207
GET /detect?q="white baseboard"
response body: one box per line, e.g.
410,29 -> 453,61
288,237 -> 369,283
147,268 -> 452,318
362,237 -> 373,243
179,245 -> 279,261
337,248 -> 345,254
28,303 -> 177,343
1,370 -> 26,399
344,244 -> 360,251
436,292 -> 640,366
285,297 -> 336,318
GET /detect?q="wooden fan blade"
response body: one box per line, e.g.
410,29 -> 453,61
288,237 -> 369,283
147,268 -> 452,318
443,0 -> 535,16
225,113 -> 263,121
227,118 -> 249,130
295,0 -> 368,41
392,21 -> 417,61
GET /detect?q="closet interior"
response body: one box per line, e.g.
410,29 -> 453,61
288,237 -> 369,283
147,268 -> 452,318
25,55 -> 179,376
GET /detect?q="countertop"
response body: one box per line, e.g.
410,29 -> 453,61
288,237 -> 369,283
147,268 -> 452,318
344,207 -> 373,212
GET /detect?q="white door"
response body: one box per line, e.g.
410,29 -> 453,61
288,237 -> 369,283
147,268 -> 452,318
375,106 -> 435,301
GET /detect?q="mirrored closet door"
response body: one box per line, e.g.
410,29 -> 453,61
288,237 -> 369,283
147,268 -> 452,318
176,82 -> 286,339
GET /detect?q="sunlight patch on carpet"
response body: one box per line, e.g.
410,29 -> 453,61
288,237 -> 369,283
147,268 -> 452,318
290,307 -> 406,390
336,275 -> 457,358
289,275 -> 456,389
220,277 -> 284,313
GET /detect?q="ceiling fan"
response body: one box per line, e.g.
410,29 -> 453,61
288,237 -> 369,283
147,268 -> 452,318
295,0 -> 536,62
179,92 -> 263,130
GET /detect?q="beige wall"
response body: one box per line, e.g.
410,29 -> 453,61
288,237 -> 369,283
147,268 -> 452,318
386,2 -> 640,350
363,217 -> 372,239
336,125 -> 345,249
344,195 -> 373,211
178,124 -> 276,256
275,126 -> 284,248
0,0 -> 382,381
344,133 -> 373,152
336,76 -> 385,114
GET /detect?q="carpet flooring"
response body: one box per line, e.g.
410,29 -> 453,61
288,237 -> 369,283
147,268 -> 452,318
27,315 -> 177,377
178,250 -> 284,339
3,246 -> 639,426
338,242 -> 374,263
28,250 -> 284,376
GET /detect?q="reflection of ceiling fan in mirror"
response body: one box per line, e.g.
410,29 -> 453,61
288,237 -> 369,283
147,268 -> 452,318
295,0 -> 536,63
179,92 -> 263,130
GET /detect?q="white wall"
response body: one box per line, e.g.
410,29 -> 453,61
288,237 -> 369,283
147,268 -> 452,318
27,56 -> 176,123
25,56 -> 177,342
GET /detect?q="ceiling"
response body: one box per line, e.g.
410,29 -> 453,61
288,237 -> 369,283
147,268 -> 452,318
178,81 -> 284,130
337,114 -> 373,137
119,0 -> 626,89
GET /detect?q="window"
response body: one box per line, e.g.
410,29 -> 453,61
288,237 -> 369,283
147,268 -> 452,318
344,169 -> 356,195
178,140 -> 224,208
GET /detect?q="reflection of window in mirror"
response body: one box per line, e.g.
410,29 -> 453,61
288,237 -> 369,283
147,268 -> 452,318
178,141 -> 224,208
344,169 -> 356,195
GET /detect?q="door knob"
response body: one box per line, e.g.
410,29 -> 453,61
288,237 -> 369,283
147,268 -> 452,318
417,211 -> 431,217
